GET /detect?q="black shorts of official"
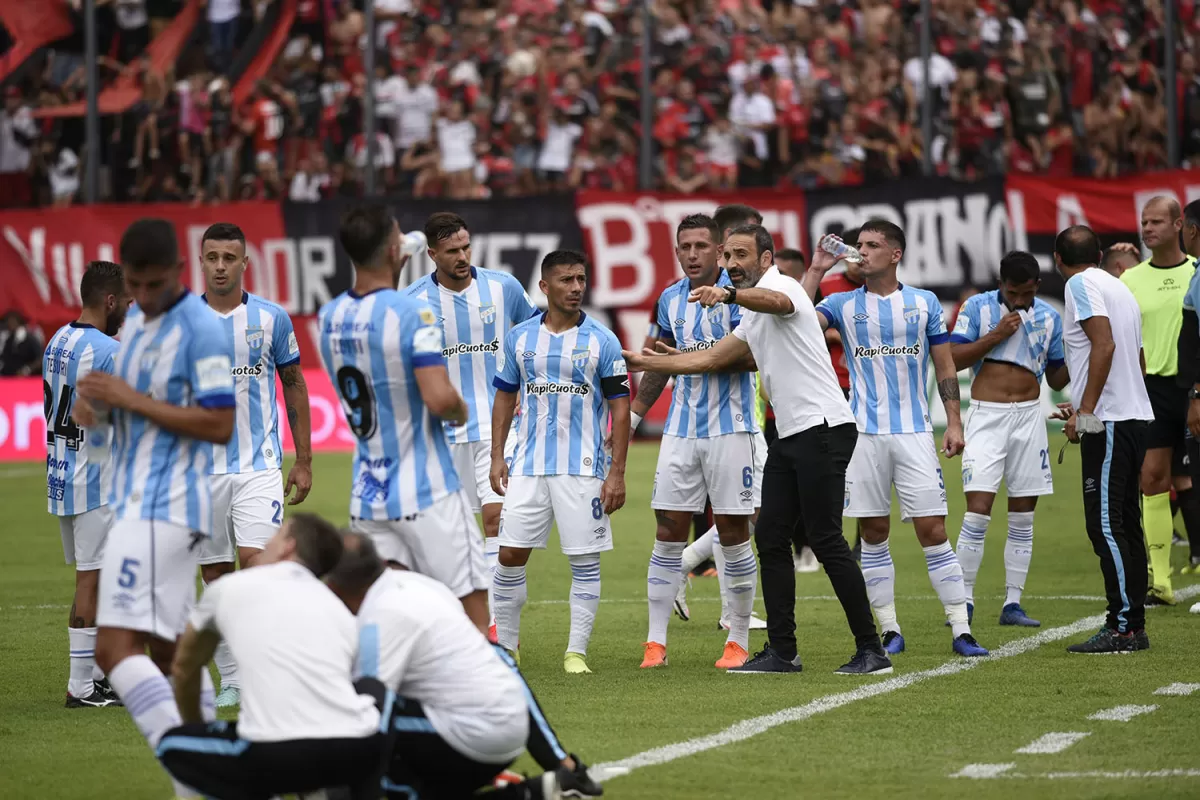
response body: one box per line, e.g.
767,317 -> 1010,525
1145,374 -> 1188,452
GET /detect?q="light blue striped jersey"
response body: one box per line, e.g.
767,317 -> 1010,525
110,291 -> 235,535
648,271 -> 758,438
318,288 -> 461,521
43,323 -> 119,516
493,313 -> 629,479
203,291 -> 300,474
816,285 -> 949,434
950,291 -> 1065,379
403,267 -> 538,444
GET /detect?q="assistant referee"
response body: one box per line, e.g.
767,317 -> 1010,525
1055,225 -> 1155,654
1120,196 -> 1197,606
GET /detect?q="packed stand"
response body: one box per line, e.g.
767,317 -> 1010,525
1,0 -> 1198,207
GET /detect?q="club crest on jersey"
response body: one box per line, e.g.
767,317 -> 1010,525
570,348 -> 592,367
478,304 -> 497,324
140,345 -> 160,371
903,306 -> 921,324
707,306 -> 724,323
962,465 -> 973,485
245,326 -> 265,349
418,308 -> 437,326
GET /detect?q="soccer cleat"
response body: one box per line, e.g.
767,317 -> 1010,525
1066,627 -> 1134,654
691,567 -> 718,578
1191,601 -> 1200,614
1181,557 -> 1200,574
563,653 -> 592,674
494,769 -> 526,789
639,642 -> 667,669
881,630 -> 905,654
215,686 -> 240,708
714,642 -> 749,669
998,603 -> 1041,627
1146,585 -> 1177,606
1130,629 -> 1150,651
727,645 -> 802,674
794,547 -> 819,573
718,613 -> 768,631
65,688 -> 119,708
93,678 -> 122,705
834,647 -> 893,676
1173,530 -> 1188,547
506,648 -> 521,667
488,623 -> 499,644
952,633 -> 989,657
673,577 -> 690,621
558,754 -> 603,798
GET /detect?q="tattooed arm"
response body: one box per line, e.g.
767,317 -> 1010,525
279,364 -> 313,504
932,342 -> 965,457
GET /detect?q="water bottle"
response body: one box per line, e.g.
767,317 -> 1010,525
401,230 -> 427,258
819,234 -> 864,263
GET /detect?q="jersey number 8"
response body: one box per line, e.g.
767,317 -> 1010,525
336,366 -> 378,440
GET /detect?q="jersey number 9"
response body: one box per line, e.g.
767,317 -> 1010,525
336,366 -> 378,440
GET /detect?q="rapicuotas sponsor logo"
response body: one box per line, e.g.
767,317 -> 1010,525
444,340 -> 499,358
679,340 -> 717,353
525,381 -> 591,397
853,343 -> 922,358
231,362 -> 266,378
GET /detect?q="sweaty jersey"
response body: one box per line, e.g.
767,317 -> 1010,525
817,285 -> 949,435
403,267 -> 538,444
648,271 -> 757,438
110,291 -> 235,535
950,291 -> 1065,380
43,323 -> 119,516
1121,256 -> 1196,377
494,312 -> 629,479
204,291 -> 300,474
318,288 -> 460,521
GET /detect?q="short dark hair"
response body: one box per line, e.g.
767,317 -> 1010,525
424,212 -> 469,246
200,222 -> 245,248
713,204 -> 763,236
80,261 -> 124,307
339,204 -> 396,268
1184,200 -> 1200,229
859,219 -> 906,253
776,248 -> 806,266
325,532 -> 387,594
1054,225 -> 1102,268
999,250 -> 1040,284
287,513 -> 345,578
727,223 -> 775,261
676,213 -> 720,243
120,218 -> 179,270
1101,248 -> 1137,272
541,249 -> 588,278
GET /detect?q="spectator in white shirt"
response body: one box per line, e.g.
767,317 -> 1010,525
114,0 -> 150,64
394,65 -> 440,150
729,76 -> 776,161
437,100 -> 477,199
207,0 -> 241,71
705,116 -> 741,190
0,87 -> 37,175
289,153 -> 331,202
537,106 -> 582,191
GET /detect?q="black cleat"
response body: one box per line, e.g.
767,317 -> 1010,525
1066,627 -> 1135,654
93,678 -> 122,705
559,754 -> 603,798
834,647 -> 894,676
1130,629 -> 1151,651
727,645 -> 803,674
65,687 -> 119,708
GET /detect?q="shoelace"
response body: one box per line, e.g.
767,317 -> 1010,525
958,633 -> 980,646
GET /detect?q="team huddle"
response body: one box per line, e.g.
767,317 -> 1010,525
39,193 -> 1200,797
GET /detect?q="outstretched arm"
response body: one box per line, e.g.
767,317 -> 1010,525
623,334 -> 753,377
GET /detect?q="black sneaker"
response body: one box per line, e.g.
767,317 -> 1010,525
1066,627 -> 1134,654
559,754 -> 603,798
834,647 -> 893,675
727,645 -> 803,674
93,678 -> 122,705
65,687 -> 119,708
1173,530 -> 1187,547
1130,629 -> 1151,651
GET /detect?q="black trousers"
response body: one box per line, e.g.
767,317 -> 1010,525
1080,420 -> 1149,633
755,421 -> 879,659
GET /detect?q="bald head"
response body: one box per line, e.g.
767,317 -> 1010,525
1144,196 -> 1182,220
324,531 -> 386,610
1141,196 -> 1185,257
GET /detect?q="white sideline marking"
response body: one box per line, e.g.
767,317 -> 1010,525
593,583 -> 1200,782
1015,732 -> 1091,754
0,466 -> 42,479
951,766 -> 1200,780
951,764 -> 1016,779
1155,683 -> 1200,696
1087,704 -> 1159,722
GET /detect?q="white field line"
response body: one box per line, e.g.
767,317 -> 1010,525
0,466 -> 43,479
1087,704 -> 1159,722
1014,732 -> 1091,755
1155,683 -> 1200,696
592,583 -> 1200,783
952,764 -> 1200,780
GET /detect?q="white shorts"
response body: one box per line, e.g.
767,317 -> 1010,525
97,518 -> 200,640
498,475 -> 614,555
59,505 -> 114,571
452,437 -> 516,513
651,433 -> 758,515
198,470 -> 285,565
962,400 -> 1054,497
349,491 -> 487,598
844,431 -> 948,520
752,429 -> 767,506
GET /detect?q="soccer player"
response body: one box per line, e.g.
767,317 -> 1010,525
1177,200 -> 1200,576
196,222 -> 313,708
326,532 -> 604,799
949,251 -> 1069,627
44,260 -> 130,708
403,212 -> 538,638
73,219 -> 233,791
1121,197 -> 1197,606
630,213 -> 760,670
804,219 -> 988,658
318,204 -> 489,632
490,250 -> 631,675
1101,244 -> 1140,279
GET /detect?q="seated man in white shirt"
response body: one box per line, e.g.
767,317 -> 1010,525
326,532 -> 603,800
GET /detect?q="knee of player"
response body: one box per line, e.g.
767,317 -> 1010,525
858,518 -> 891,543
1140,472 -> 1172,496
498,547 -> 531,568
912,517 -> 949,546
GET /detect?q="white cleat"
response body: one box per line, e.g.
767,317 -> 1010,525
719,613 -> 768,631
673,577 -> 691,621
794,547 -> 819,573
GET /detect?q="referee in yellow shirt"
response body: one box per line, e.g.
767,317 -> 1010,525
1120,196 -> 1198,606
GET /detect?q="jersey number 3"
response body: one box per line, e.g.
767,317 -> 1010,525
336,366 -> 378,440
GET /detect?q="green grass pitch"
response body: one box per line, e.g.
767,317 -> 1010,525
2,443 -> 1199,799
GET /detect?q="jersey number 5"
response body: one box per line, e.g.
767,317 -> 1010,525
336,366 -> 378,440
43,380 -> 82,451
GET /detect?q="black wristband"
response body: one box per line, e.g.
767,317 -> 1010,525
724,286 -> 737,304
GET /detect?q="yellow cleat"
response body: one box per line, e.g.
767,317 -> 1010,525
640,642 -> 668,668
564,652 -> 592,674
715,642 -> 749,669
1147,585 -> 1177,607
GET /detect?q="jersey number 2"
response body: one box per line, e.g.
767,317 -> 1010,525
43,380 -> 82,450
336,366 -> 378,440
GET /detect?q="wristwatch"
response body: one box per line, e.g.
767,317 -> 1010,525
724,286 -> 738,304
1190,387 -> 1200,400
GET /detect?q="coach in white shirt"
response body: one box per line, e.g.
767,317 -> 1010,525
624,224 -> 891,676
159,514 -> 387,799
1054,225 -> 1155,655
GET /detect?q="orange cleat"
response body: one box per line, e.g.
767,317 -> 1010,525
487,623 -> 498,644
715,642 -> 749,669
640,642 -> 668,668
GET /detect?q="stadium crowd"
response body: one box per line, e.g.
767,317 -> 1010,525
0,0 -> 1197,206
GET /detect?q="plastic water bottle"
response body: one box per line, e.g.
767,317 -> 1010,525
819,233 -> 863,263
401,230 -> 427,258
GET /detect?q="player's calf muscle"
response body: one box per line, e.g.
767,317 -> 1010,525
654,510 -> 690,541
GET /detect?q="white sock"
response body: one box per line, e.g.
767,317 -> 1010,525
567,555 -> 601,656
68,627 -> 98,697
492,565 -> 527,651
860,539 -> 900,634
108,654 -> 181,749
955,512 -> 990,606
200,669 -> 217,722
484,536 -> 500,621
924,541 -> 970,637
681,526 -> 717,573
719,541 -> 756,650
1004,511 -> 1034,607
712,535 -> 729,619
213,641 -> 238,691
92,663 -> 105,682
646,541 -> 686,645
